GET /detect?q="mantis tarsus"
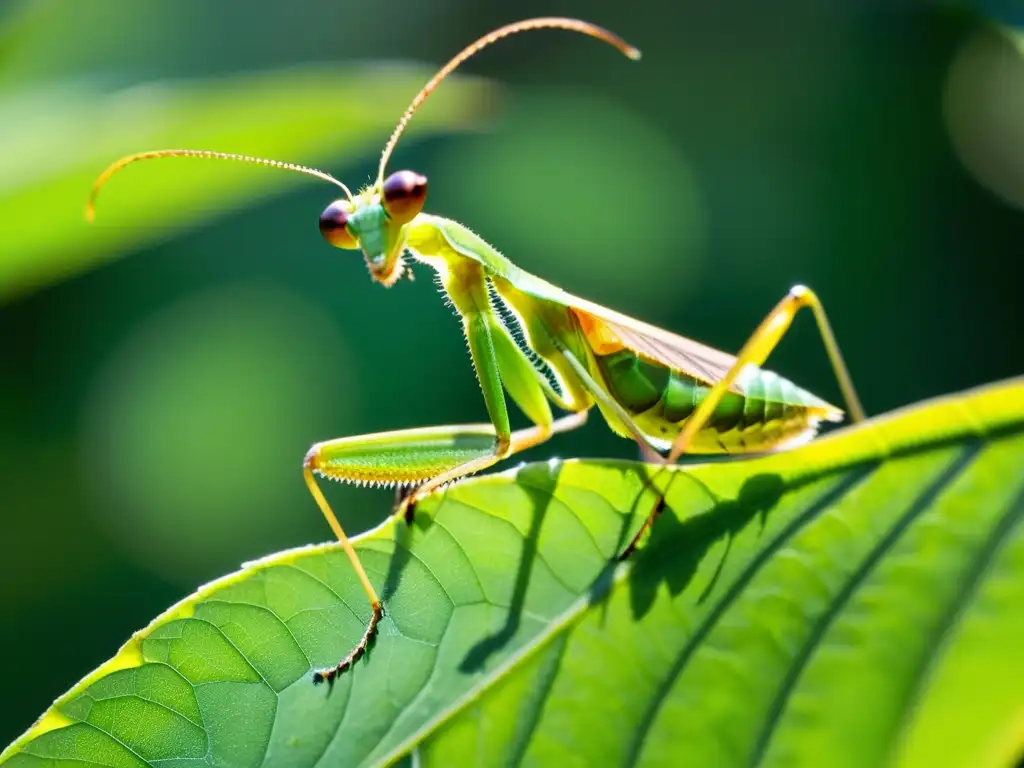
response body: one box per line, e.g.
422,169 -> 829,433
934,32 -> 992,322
88,17 -> 865,686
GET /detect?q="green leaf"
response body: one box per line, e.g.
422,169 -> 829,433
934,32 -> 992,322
3,378 -> 1022,767
0,64 -> 489,299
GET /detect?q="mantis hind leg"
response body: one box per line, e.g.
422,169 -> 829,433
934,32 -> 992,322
666,284 -> 864,462
623,284 -> 865,557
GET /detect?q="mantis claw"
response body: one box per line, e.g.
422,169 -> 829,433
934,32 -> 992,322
393,485 -> 418,524
312,599 -> 383,687
618,494 -> 667,561
403,499 -> 417,525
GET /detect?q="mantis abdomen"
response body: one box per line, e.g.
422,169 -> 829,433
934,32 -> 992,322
590,347 -> 842,452
480,239 -> 844,456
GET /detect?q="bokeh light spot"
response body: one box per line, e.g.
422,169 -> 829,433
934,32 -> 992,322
438,88 -> 705,311
78,282 -> 354,587
945,26 -> 1024,209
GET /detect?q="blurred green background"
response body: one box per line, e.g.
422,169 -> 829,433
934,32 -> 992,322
2,0 -> 1022,742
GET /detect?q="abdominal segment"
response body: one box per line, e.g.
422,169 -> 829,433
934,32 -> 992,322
593,348 -> 838,453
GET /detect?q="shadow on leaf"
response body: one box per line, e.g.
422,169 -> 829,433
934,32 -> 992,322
626,472 -> 786,621
459,461 -> 561,673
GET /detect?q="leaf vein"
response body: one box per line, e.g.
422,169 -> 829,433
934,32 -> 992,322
749,442 -> 983,762
622,464 -> 877,767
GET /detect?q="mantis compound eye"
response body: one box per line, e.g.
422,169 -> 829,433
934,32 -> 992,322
381,170 -> 427,224
319,200 -> 358,249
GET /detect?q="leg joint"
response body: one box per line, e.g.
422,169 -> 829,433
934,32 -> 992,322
303,443 -> 321,472
495,434 -> 512,458
788,284 -> 819,309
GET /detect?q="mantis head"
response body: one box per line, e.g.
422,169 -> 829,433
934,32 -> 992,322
86,18 -> 637,288
314,17 -> 634,289
318,170 -> 427,287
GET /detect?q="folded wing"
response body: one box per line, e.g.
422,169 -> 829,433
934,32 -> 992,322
568,295 -> 746,393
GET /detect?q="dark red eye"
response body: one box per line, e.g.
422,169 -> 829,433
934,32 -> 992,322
381,170 -> 427,224
319,200 -> 358,249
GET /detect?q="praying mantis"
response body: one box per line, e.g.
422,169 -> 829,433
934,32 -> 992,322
87,17 -> 865,686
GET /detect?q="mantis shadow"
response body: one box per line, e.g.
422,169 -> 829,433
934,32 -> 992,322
459,461 -> 561,673
618,470 -> 786,622
451,457 -> 794,673
381,503 -> 416,606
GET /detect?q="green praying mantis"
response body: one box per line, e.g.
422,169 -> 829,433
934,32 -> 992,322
87,17 -> 865,686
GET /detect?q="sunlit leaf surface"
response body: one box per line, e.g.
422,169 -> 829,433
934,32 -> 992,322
2,378 -> 1022,767
0,64 -> 489,298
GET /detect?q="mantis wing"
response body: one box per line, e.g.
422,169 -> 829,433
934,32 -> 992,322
427,215 -> 745,393
565,295 -> 747,394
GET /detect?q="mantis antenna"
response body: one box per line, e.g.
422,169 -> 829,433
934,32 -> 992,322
375,16 -> 641,185
86,149 -> 354,221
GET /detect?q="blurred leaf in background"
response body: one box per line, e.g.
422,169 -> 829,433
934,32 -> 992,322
78,283 -> 356,587
944,25 -> 1024,210
441,89 -> 705,314
0,65 -> 491,298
